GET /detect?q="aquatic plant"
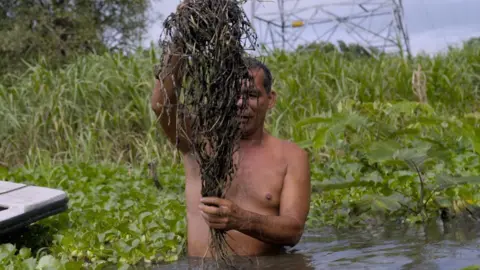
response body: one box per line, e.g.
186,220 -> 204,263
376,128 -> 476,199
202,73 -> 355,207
298,98 -> 480,226
0,163 -> 186,269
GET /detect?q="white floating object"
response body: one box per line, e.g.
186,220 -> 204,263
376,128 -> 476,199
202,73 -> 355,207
0,180 -> 68,236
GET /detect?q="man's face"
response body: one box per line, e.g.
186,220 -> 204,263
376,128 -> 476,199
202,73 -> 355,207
236,68 -> 276,136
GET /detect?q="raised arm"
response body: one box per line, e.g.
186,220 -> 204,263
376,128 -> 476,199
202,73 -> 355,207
151,32 -> 192,155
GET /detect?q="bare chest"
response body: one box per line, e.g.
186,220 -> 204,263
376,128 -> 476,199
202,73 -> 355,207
223,150 -> 287,212
184,145 -> 287,212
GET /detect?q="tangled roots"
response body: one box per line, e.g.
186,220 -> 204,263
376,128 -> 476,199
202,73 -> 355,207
158,0 -> 258,265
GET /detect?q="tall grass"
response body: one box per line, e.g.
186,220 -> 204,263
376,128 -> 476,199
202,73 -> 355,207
0,49 -> 167,167
1,45 -> 480,167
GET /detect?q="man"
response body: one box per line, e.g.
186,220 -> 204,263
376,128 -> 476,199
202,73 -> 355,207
151,4 -> 311,258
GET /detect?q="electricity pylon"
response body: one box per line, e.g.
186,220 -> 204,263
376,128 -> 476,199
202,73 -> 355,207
250,0 -> 411,57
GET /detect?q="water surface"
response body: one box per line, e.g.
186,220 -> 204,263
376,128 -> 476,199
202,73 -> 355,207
155,219 -> 480,269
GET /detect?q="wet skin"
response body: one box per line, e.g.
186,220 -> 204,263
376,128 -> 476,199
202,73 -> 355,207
151,6 -> 311,257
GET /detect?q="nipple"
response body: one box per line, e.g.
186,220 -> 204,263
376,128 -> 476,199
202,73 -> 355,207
265,193 -> 272,200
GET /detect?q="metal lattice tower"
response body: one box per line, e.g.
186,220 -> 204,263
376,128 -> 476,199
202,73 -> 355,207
250,0 -> 411,57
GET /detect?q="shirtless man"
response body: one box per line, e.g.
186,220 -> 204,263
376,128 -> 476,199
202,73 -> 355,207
151,4 -> 311,258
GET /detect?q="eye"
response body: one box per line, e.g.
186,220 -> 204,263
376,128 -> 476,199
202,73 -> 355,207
248,91 -> 259,98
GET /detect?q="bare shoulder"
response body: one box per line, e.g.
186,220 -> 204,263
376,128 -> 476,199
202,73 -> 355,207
283,139 -> 309,162
268,135 -> 309,167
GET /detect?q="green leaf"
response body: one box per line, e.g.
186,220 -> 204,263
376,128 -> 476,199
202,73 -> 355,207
315,178 -> 375,191
329,113 -> 368,134
22,258 -> 36,270
295,116 -> 333,128
396,149 -> 428,168
118,262 -> 131,270
36,255 -> 62,270
64,261 -> 84,269
19,248 -> 31,259
357,194 -> 404,213
436,175 -> 480,190
426,145 -> 451,162
0,166 -> 8,179
0,243 -> 16,261
296,140 -> 313,149
312,127 -> 329,148
366,140 -> 402,162
388,127 -> 421,138
434,196 -> 452,208
472,139 -> 480,155
389,101 -> 434,115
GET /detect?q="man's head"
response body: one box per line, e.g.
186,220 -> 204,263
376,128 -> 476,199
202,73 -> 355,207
244,57 -> 273,94
237,57 -> 277,138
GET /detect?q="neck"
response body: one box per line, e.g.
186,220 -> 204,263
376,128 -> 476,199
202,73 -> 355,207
240,127 -> 266,146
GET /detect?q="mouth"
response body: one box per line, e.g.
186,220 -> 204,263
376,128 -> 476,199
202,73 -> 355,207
237,115 -> 251,123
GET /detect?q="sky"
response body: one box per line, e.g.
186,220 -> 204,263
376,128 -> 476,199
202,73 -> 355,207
143,0 -> 480,56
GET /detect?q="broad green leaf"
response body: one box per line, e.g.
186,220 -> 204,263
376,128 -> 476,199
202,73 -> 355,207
366,140 -> 402,162
118,262 -> 131,270
357,194 -> 404,213
360,171 -> 383,183
64,261 -> 84,269
395,148 -> 428,166
436,175 -> 480,190
36,255 -> 62,270
19,248 -> 31,259
328,113 -> 368,134
22,258 -> 36,270
425,144 -> 451,161
0,243 -> 16,261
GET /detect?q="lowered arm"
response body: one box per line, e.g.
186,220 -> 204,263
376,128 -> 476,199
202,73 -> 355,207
236,146 -> 312,246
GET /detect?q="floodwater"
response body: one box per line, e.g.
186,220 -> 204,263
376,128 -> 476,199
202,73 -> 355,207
154,218 -> 480,270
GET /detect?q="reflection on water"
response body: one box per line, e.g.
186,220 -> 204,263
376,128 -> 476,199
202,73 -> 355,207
154,218 -> 480,269
155,253 -> 315,270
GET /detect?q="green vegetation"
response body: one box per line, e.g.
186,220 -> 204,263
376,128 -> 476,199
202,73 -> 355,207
0,163 -> 185,269
0,0 -> 161,77
2,39 -> 480,268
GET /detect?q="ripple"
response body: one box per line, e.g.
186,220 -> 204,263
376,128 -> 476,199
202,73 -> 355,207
154,221 -> 480,270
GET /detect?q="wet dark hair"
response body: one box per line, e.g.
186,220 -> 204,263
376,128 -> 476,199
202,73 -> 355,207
244,56 -> 273,94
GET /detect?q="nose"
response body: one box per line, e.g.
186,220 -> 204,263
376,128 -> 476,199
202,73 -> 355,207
237,94 -> 245,108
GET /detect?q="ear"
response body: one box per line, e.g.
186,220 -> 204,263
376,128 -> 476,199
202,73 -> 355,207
267,89 -> 277,109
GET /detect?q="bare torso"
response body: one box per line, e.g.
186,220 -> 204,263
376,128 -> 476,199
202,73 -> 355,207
183,133 -> 290,257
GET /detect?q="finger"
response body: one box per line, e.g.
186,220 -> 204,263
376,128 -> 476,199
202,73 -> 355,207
202,214 -> 228,230
201,211 -> 227,223
199,204 -> 225,216
200,197 -> 224,206
204,220 -> 226,230
209,223 -> 227,230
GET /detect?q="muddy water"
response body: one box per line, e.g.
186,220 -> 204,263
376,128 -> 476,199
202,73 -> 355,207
154,219 -> 480,269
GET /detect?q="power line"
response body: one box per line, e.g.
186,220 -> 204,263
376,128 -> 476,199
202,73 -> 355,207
251,0 -> 412,57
